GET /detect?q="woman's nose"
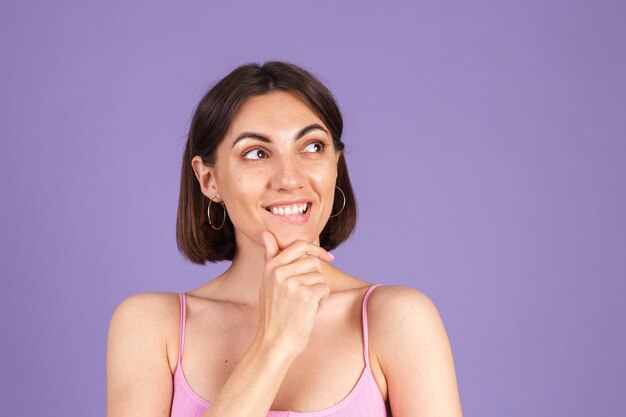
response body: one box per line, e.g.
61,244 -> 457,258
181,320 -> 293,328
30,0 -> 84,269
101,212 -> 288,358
269,156 -> 305,192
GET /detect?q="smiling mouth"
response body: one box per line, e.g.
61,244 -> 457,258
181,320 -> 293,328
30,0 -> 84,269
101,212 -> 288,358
265,202 -> 311,216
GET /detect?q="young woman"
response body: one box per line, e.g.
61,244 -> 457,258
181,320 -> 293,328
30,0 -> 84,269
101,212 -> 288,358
106,61 -> 463,417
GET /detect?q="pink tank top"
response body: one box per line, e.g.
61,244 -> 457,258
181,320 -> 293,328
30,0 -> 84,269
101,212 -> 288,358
170,284 -> 389,417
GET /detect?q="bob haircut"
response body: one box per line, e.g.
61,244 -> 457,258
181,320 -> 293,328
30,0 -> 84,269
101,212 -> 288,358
176,61 -> 357,264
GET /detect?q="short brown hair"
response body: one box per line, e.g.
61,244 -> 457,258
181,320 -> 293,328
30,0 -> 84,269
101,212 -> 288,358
176,61 -> 357,264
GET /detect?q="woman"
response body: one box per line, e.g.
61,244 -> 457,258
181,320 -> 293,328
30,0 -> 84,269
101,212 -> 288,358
106,61 -> 463,417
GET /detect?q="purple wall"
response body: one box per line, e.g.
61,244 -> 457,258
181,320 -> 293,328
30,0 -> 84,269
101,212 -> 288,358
1,1 -> 625,416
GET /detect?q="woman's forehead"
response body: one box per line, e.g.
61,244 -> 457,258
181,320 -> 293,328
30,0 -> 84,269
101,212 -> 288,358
228,92 -> 327,137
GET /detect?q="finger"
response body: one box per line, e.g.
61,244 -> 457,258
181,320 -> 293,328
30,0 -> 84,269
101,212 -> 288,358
273,240 -> 334,265
283,272 -> 326,288
261,231 -> 280,261
275,257 -> 325,280
317,295 -> 328,312
287,281 -> 330,311
308,283 -> 331,312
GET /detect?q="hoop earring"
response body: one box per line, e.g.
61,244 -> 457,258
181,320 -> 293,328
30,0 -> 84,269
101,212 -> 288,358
329,186 -> 346,218
208,197 -> 226,230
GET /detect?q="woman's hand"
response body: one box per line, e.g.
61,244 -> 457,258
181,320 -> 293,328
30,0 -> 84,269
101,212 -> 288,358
255,231 -> 333,357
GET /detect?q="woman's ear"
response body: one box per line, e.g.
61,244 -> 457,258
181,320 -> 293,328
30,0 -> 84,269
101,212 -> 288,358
191,156 -> 220,200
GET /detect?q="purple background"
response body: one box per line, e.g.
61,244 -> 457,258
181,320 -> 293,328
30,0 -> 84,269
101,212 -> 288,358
1,1 -> 625,416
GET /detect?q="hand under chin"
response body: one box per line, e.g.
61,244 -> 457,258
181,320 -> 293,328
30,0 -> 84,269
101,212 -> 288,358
271,230 -> 320,250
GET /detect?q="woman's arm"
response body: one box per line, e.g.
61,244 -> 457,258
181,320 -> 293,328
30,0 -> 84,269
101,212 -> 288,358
106,293 -> 177,417
106,233 -> 334,417
371,286 -> 463,417
105,293 -> 298,417
203,233 -> 333,417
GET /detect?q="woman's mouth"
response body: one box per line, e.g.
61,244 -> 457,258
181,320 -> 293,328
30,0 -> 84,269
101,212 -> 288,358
265,202 -> 311,216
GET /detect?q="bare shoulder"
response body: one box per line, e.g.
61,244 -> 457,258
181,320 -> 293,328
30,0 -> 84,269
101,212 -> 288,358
367,285 -> 441,329
366,285 -> 452,376
106,292 -> 181,417
108,292 -> 181,371
109,292 -> 180,334
367,285 -> 463,416
111,291 -> 179,315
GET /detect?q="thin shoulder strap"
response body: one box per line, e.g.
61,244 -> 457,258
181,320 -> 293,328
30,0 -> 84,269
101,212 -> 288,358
178,293 -> 187,364
362,284 -> 382,367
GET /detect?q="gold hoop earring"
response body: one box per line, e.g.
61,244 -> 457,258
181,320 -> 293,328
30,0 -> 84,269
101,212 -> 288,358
208,197 -> 226,230
329,186 -> 346,218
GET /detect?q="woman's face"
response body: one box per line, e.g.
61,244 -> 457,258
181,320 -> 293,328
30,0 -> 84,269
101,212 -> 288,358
203,91 -> 341,250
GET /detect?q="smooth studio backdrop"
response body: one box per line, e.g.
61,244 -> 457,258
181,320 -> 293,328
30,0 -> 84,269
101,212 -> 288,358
1,1 -> 625,416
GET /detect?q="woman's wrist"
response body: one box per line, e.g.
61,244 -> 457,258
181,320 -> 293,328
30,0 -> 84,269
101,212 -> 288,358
249,334 -> 300,367
202,335 -> 297,417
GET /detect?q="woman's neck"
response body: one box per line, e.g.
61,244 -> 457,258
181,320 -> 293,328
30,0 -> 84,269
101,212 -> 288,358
198,231 -> 338,309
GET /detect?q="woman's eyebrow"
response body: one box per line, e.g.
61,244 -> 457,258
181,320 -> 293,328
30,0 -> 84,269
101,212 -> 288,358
232,123 -> 329,148
296,123 -> 328,139
232,133 -> 270,147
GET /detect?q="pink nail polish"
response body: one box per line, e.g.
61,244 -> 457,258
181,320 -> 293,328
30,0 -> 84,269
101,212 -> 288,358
328,252 -> 335,260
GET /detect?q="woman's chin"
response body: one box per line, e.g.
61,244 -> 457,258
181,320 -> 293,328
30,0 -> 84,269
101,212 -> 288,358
272,229 -> 319,249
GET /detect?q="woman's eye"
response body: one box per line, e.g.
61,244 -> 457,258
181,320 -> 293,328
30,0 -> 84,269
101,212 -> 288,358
303,142 -> 325,153
242,148 -> 268,160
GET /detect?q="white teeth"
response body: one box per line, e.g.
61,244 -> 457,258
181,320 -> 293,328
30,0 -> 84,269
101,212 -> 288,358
268,203 -> 309,216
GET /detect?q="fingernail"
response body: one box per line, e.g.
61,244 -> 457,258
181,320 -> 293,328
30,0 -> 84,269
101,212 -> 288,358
328,252 -> 335,260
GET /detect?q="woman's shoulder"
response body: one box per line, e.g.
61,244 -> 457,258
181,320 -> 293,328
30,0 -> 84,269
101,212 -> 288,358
367,284 -> 453,372
366,285 -> 462,414
110,291 -> 181,326
108,292 -> 182,367
367,284 -> 446,347
109,291 -> 182,339
368,284 -> 437,314
106,292 -> 183,415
